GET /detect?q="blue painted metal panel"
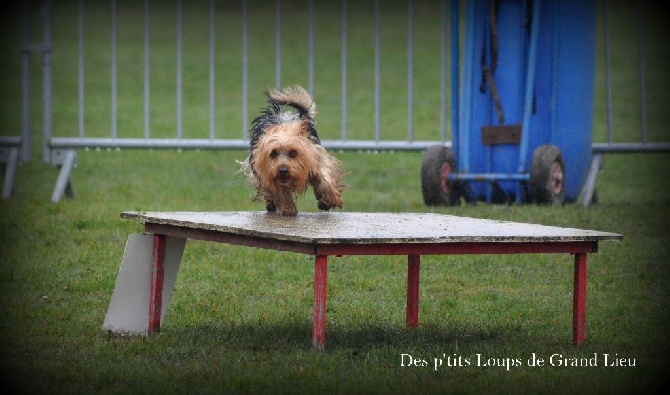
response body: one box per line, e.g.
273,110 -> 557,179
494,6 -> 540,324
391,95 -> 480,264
456,0 -> 595,203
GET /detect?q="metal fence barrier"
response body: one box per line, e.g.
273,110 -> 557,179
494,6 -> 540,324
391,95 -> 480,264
580,1 -> 670,204
5,0 -> 669,203
39,0 -> 459,202
0,0 -> 51,197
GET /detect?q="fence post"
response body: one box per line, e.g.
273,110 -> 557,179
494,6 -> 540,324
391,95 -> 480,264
407,0 -> 414,143
21,0 -> 32,161
275,0 -> 281,89
308,0 -> 315,95
42,0 -> 53,164
176,0 -> 183,140
242,0 -> 248,139
209,0 -> 216,140
143,0 -> 150,140
341,0 -> 347,142
374,0 -> 381,142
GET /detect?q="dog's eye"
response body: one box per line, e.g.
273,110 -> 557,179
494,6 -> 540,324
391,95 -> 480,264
270,150 -> 278,158
289,150 -> 297,158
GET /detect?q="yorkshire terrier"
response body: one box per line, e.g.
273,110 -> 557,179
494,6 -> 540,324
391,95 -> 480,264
239,86 -> 344,216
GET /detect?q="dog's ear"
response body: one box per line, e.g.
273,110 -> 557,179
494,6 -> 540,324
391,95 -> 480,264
299,119 -> 311,135
299,117 -> 321,145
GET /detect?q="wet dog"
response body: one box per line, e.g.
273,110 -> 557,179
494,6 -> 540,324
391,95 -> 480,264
239,86 -> 344,216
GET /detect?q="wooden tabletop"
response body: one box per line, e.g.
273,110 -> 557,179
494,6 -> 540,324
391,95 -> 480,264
120,211 -> 622,245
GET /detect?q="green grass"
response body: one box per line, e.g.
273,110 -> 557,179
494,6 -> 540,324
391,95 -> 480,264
2,1 -> 670,394
1,150 -> 669,393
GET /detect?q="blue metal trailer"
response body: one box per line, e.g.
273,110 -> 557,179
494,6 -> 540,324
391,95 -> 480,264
422,0 -> 596,205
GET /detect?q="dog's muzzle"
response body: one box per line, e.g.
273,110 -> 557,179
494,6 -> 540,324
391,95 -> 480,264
276,165 -> 291,184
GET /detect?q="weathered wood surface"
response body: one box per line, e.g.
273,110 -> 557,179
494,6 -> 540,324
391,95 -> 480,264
121,211 -> 622,245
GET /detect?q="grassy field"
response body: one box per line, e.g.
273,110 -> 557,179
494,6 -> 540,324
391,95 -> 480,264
1,150 -> 669,393
2,1 -> 670,394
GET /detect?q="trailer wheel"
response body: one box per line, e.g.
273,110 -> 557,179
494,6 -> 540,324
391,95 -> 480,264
530,145 -> 565,205
421,145 -> 459,206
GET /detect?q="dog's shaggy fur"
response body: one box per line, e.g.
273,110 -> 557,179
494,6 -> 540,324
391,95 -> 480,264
239,86 -> 344,216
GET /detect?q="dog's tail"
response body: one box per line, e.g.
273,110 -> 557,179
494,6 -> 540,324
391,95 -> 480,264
266,86 -> 316,119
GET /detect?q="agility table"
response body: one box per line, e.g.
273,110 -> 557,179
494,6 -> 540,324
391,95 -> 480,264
104,211 -> 622,350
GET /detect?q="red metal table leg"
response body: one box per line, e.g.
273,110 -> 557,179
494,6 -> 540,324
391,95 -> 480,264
406,255 -> 421,329
312,255 -> 328,351
573,253 -> 587,346
148,234 -> 166,334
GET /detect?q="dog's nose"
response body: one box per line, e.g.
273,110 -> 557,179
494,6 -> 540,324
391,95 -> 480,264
278,166 -> 288,176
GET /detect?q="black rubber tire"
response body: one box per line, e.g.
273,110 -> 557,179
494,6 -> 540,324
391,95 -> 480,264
530,144 -> 565,205
421,145 -> 459,206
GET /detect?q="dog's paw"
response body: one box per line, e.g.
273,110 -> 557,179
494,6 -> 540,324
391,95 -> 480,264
317,195 -> 343,211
